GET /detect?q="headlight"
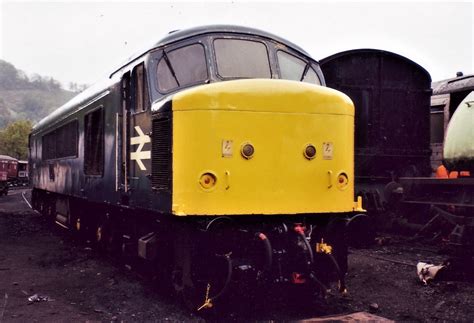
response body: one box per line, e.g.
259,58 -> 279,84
303,144 -> 316,160
241,143 -> 255,159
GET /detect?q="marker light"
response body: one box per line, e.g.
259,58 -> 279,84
199,173 -> 217,189
304,144 -> 316,160
336,172 -> 349,190
241,143 -> 255,159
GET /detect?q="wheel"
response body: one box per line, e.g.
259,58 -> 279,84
346,213 -> 375,248
172,222 -> 233,313
175,248 -> 231,313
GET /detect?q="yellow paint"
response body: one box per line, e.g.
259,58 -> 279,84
171,79 -> 358,216
316,238 -> 333,254
355,196 -> 364,212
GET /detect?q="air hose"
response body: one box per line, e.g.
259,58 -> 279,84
295,230 -> 314,265
309,272 -> 329,292
327,253 -> 346,293
256,232 -> 273,271
207,253 -> 233,303
199,232 -> 272,310
210,232 -> 273,302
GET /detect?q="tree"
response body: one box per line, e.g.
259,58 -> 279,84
0,60 -> 20,89
20,96 -> 45,116
0,120 -> 32,160
0,99 -> 11,128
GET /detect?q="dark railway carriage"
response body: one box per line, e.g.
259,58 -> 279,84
30,25 -> 362,311
320,49 -> 432,213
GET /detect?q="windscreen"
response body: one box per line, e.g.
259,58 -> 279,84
277,50 -> 321,85
214,38 -> 271,79
156,43 -> 208,93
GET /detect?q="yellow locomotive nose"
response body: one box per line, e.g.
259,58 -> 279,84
170,79 -> 356,216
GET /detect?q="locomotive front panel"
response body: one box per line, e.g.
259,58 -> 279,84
164,79 -> 357,216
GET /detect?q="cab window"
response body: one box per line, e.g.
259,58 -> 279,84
214,39 -> 271,79
302,68 -> 319,84
277,50 -> 320,85
156,43 -> 208,93
132,64 -> 149,112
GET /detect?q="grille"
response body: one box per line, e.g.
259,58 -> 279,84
151,114 -> 172,191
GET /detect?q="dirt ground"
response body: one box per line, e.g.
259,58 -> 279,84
0,189 -> 473,322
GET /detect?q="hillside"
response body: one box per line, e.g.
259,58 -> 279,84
0,59 -> 79,128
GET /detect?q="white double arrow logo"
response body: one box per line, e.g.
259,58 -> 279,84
130,126 -> 151,171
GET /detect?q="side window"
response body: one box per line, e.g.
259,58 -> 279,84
56,121 -> 78,158
132,64 -> 149,112
42,120 -> 78,160
430,105 -> 445,144
277,50 -> 321,85
84,107 -> 104,175
302,68 -> 319,84
42,131 -> 56,160
156,43 -> 208,93
278,50 -> 306,81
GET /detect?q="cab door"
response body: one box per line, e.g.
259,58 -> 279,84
120,63 -> 153,208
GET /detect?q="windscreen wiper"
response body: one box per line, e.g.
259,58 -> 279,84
163,51 -> 180,87
300,63 -> 310,82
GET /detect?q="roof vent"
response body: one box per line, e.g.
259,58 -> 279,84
456,71 -> 463,77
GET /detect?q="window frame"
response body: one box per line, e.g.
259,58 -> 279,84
430,106 -> 446,144
213,36 -> 272,81
276,49 -> 321,85
41,119 -> 79,161
131,63 -> 150,113
83,106 -> 105,177
155,42 -> 209,94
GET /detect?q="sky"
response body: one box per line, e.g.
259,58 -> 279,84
0,0 -> 473,88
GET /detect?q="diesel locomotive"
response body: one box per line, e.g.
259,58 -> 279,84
29,25 -> 362,310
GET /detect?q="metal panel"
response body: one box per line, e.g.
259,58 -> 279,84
320,49 -> 432,180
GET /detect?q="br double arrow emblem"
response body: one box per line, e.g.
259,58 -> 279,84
130,126 -> 151,171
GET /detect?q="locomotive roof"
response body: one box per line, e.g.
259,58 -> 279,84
33,25 -> 312,134
432,74 -> 474,95
0,155 -> 18,162
153,25 -> 309,55
109,25 -> 311,77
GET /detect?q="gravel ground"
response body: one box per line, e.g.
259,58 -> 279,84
0,189 -> 473,322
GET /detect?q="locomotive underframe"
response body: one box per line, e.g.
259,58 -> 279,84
32,187 -> 351,311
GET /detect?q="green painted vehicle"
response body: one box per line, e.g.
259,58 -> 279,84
443,91 -> 474,172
